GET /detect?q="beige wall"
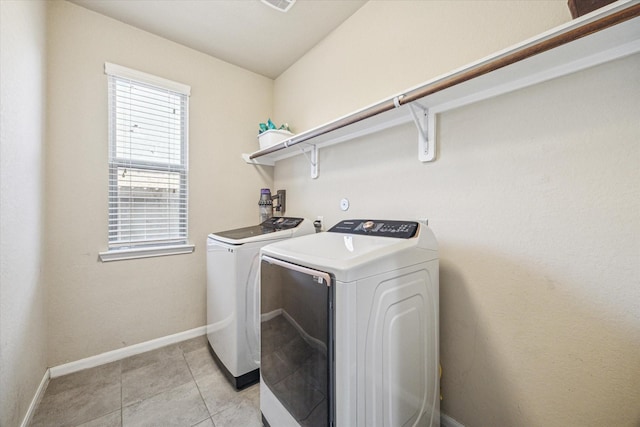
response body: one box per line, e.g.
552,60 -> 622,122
272,2 -> 640,426
0,1 -> 49,425
45,1 -> 273,366
274,0 -> 570,132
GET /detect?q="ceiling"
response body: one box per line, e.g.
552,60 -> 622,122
69,0 -> 368,79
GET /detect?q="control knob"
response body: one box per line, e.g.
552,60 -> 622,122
362,221 -> 376,232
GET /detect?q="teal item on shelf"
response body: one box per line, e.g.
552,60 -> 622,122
258,119 -> 292,135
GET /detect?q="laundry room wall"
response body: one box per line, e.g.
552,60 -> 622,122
271,2 -> 640,427
273,0 -> 570,132
45,1 -> 274,366
0,1 -> 49,425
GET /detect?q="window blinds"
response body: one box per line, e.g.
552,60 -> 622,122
105,64 -> 190,250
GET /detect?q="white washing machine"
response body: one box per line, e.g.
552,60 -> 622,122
260,219 -> 439,427
206,217 -> 314,389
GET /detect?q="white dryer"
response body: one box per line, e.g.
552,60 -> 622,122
260,219 -> 439,427
206,217 -> 314,389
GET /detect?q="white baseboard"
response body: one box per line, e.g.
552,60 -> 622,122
20,368 -> 50,427
49,326 -> 207,378
441,412 -> 465,427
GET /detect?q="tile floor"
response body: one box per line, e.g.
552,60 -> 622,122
29,336 -> 261,427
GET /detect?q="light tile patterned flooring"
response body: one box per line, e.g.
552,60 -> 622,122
29,336 -> 261,427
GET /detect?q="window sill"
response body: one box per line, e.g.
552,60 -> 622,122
99,244 -> 195,262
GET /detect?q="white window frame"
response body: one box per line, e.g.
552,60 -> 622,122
99,63 -> 194,262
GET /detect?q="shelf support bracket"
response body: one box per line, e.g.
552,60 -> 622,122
409,102 -> 435,162
296,143 -> 318,179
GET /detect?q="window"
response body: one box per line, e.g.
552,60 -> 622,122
100,63 -> 193,261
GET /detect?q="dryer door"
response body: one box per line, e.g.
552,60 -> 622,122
260,255 -> 334,427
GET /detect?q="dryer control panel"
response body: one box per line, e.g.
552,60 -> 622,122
328,219 -> 418,238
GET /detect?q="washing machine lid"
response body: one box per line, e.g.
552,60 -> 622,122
209,217 -> 312,245
261,219 -> 437,282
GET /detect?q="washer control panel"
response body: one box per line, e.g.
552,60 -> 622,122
213,217 -> 305,241
328,219 -> 419,238
261,217 -> 304,230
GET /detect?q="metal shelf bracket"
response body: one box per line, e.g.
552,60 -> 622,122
295,142 -> 318,179
409,102 -> 435,162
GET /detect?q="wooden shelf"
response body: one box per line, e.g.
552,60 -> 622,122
243,0 -> 640,177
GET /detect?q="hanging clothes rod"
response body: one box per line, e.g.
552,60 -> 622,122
250,1 -> 640,161
401,1 -> 640,105
253,96 -> 398,158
